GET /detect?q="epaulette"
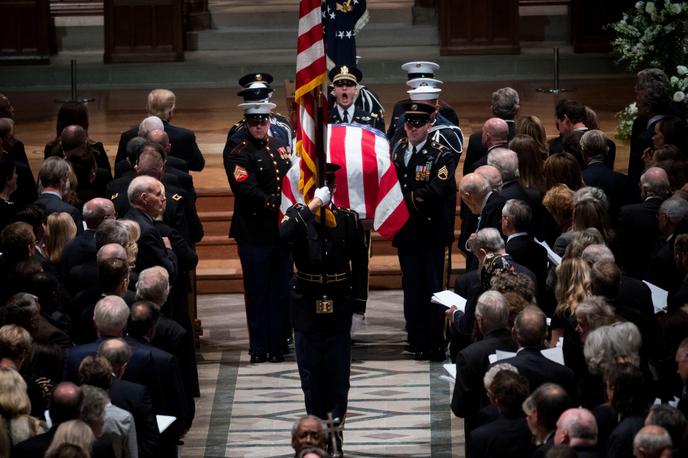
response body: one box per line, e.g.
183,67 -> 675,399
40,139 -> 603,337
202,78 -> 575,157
231,139 -> 249,155
431,141 -> 447,150
370,113 -> 378,119
392,137 -> 408,150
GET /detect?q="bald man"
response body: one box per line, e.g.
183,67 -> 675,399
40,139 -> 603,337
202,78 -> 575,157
554,408 -> 602,457
616,166 -> 670,278
61,198 -> 116,276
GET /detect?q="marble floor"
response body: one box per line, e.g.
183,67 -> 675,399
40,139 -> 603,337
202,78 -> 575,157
182,291 -> 464,457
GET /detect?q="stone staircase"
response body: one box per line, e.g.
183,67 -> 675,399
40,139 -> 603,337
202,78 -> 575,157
194,188 -> 466,294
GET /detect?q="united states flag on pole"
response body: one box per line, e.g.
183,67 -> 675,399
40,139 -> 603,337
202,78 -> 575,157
295,0 -> 327,203
281,124 -> 409,239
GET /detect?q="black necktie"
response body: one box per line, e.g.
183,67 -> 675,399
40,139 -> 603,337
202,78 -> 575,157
342,110 -> 349,123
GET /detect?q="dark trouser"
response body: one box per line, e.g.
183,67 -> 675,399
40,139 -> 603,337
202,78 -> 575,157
238,243 -> 292,355
295,331 -> 351,420
398,240 -> 446,352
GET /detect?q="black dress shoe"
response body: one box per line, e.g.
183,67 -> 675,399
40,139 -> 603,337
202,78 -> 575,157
268,353 -> 284,363
429,349 -> 447,362
413,351 -> 430,361
250,353 -> 267,363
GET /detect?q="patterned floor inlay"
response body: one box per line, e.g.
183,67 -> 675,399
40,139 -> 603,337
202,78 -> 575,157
183,291 -> 464,457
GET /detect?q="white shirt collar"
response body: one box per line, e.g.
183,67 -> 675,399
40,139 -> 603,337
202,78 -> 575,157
481,191 -> 493,211
506,232 -> 528,243
338,105 -> 353,121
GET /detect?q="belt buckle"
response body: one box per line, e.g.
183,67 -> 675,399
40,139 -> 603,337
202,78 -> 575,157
315,295 -> 334,314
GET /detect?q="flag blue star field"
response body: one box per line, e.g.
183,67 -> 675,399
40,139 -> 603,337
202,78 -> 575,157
322,0 -> 368,69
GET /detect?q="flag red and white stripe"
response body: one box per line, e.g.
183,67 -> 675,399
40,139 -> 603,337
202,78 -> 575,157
295,0 -> 327,202
280,124 -> 409,239
328,124 -> 408,239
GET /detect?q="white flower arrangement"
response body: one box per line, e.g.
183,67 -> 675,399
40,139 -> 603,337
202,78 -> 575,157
608,1 -> 688,72
615,102 -> 638,140
672,64 -> 688,103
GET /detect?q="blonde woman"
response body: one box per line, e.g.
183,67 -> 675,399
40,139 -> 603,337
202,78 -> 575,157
45,212 -> 78,265
550,257 -> 592,376
45,419 -> 94,458
0,367 -> 47,446
119,219 -> 140,268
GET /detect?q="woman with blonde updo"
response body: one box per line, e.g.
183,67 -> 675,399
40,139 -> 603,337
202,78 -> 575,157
0,367 -> 47,446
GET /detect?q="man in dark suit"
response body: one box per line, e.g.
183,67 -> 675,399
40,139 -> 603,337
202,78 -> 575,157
126,301 -> 191,453
580,129 -> 634,215
615,167 -> 669,279
468,370 -> 535,458
554,408 -> 604,457
463,88 -> 519,175
71,245 -> 136,343
115,89 -> 205,172
122,176 -> 178,280
647,197 -> 688,291
451,291 -> 517,451
110,143 -> 202,245
459,172 -> 508,270
62,296 -> 164,412
502,198 -> 548,304
93,341 -> 161,458
34,156 -> 84,233
135,266 -> 200,398
61,197 -> 115,278
524,384 -> 572,458
628,68 -> 673,185
549,99 -> 617,169
495,306 -> 575,396
488,147 -> 541,214
327,65 -> 384,131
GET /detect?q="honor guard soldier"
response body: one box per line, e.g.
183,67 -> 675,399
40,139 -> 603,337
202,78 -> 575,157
328,66 -> 385,132
392,102 -> 457,362
225,99 -> 293,364
279,164 -> 368,456
387,61 -> 460,138
326,57 -> 385,126
223,73 -> 293,155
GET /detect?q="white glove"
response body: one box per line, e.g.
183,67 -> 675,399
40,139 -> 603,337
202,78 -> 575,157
314,186 -> 331,206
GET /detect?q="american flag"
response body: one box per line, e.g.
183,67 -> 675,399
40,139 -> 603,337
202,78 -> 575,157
322,0 -> 368,68
296,0 -> 328,203
281,124 -> 409,239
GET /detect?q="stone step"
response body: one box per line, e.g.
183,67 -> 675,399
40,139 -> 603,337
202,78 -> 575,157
210,3 -> 413,28
196,252 -> 466,293
196,229 -> 462,259
1,47 -> 626,91
196,22 -> 438,50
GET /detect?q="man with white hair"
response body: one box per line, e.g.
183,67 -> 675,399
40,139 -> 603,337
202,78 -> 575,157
616,167 -> 670,278
451,290 -> 517,451
647,196 -> 688,291
463,88 -> 519,175
122,176 -> 177,280
136,266 -> 200,398
633,425 -> 673,458
459,172 -> 507,270
115,89 -> 205,171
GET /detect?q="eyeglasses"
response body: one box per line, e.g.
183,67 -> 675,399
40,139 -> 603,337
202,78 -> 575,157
246,117 -> 269,126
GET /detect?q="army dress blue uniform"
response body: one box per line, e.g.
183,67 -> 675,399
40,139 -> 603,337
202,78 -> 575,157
279,201 -> 368,420
225,134 -> 293,361
392,137 -> 457,360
